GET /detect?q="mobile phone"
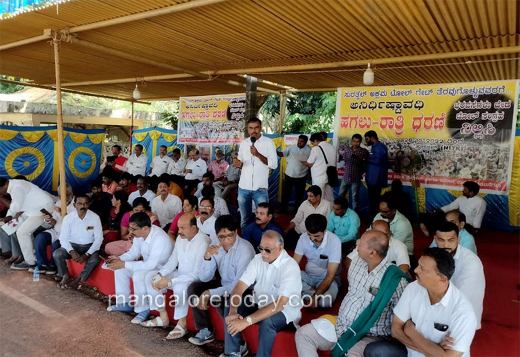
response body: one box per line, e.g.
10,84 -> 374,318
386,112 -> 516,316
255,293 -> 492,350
434,323 -> 449,332
151,274 -> 162,284
40,208 -> 51,216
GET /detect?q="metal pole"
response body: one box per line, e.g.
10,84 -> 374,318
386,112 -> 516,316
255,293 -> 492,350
130,101 -> 134,150
53,37 -> 67,215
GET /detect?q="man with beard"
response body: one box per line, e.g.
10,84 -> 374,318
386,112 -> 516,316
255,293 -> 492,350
197,197 -> 217,243
242,202 -> 285,253
430,210 -> 477,254
364,130 -> 388,218
118,172 -> 138,195
128,176 -> 156,206
432,221 -> 485,329
53,195 -> 103,288
338,134 -> 369,212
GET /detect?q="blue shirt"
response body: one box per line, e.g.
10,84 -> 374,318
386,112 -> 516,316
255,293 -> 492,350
198,236 -> 255,297
430,228 -> 477,255
242,219 -> 285,252
365,141 -> 388,186
327,209 -> 360,243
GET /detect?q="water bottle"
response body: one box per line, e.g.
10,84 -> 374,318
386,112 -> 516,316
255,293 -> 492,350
33,266 -> 40,282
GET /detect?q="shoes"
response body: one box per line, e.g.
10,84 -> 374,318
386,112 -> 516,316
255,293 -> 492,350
46,267 -> 57,275
0,252 -> 11,259
188,328 -> 215,345
131,310 -> 151,324
11,261 -> 36,270
28,265 -> 47,273
219,341 -> 248,357
6,256 -> 21,265
107,303 -> 133,312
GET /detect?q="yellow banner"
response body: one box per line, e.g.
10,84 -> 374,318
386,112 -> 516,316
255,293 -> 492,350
179,93 -> 246,144
335,80 -> 519,194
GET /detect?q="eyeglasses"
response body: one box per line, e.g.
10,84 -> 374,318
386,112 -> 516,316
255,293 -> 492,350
379,209 -> 391,214
258,246 -> 277,254
199,206 -> 213,210
128,226 -> 138,232
217,232 -> 235,240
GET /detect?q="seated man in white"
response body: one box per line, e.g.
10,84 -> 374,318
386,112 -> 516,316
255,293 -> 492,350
151,179 -> 182,230
187,215 -> 255,348
54,194 -> 103,289
224,230 -> 302,357
373,193 -> 414,259
106,212 -> 173,324
200,185 -> 229,219
364,248 -> 477,357
347,220 -> 410,275
197,197 -> 217,243
128,176 -> 156,206
432,221 -> 485,329
140,213 -> 211,340
194,172 -> 222,198
430,210 -> 477,254
292,214 -> 341,308
295,230 -> 409,357
285,185 -> 333,250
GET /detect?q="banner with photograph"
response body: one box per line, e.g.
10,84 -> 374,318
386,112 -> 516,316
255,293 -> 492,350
334,80 -> 519,194
178,93 -> 246,144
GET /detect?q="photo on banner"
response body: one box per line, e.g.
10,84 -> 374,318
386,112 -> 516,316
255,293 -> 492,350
334,80 -> 519,194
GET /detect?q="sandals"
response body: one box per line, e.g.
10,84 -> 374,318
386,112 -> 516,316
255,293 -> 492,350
165,325 -> 187,340
141,316 -> 169,328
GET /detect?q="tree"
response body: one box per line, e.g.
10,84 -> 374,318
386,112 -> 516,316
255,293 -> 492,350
259,91 -> 336,134
0,75 -> 24,94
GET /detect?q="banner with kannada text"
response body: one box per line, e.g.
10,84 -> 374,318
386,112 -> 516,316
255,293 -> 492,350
334,80 -> 519,194
178,93 -> 246,144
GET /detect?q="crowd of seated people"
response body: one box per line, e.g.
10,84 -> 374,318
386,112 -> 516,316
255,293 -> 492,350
0,124 -> 488,357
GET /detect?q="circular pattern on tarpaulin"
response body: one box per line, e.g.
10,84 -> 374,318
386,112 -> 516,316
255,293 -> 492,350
5,147 -> 45,180
68,147 -> 97,179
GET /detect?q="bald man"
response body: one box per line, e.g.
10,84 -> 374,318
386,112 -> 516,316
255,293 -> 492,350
295,230 -> 409,357
346,220 -> 410,275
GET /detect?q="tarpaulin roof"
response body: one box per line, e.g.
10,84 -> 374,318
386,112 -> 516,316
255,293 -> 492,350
0,0 -> 519,101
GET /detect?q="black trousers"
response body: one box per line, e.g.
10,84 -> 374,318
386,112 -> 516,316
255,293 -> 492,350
281,174 -> 308,210
367,184 -> 384,218
188,280 -> 225,331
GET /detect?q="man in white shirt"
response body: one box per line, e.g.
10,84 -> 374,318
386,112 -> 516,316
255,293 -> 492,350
184,149 -> 208,196
278,135 -> 311,212
151,179 -> 182,230
128,176 -> 156,206
302,133 -> 336,202
293,214 -> 342,308
373,193 -> 414,258
53,195 -> 103,289
285,185 -> 333,250
126,144 -> 148,177
347,220 -> 410,275
197,197 -> 217,243
106,212 -> 174,324
168,148 -> 187,188
364,248 -> 477,357
0,179 -> 55,270
421,181 -> 486,236
433,221 -> 485,329
234,118 -> 278,230
150,145 -> 173,177
140,213 -> 211,340
194,172 -> 223,198
200,185 -> 229,219
187,215 -> 255,348
224,230 -> 302,357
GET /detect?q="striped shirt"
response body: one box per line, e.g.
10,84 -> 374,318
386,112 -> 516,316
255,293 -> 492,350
335,256 -> 408,338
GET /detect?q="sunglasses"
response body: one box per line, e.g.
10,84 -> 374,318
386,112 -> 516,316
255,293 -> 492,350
258,246 -> 277,254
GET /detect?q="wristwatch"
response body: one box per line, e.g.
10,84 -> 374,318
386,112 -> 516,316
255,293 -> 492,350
167,280 -> 172,288
246,316 -> 253,326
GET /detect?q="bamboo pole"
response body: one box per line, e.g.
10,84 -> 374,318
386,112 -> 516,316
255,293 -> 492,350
130,102 -> 134,150
279,92 -> 286,134
53,38 -> 67,216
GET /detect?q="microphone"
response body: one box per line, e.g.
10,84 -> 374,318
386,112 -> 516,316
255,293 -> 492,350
250,136 -> 256,146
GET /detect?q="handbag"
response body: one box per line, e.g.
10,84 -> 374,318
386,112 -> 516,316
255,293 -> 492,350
318,146 -> 339,187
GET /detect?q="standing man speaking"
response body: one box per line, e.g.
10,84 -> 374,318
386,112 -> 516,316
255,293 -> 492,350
234,118 -> 278,230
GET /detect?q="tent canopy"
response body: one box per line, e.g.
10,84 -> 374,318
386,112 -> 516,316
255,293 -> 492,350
0,0 -> 519,101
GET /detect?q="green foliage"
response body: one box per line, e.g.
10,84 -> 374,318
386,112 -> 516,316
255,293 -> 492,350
0,75 -> 24,94
259,91 -> 337,134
